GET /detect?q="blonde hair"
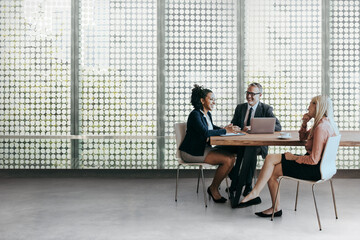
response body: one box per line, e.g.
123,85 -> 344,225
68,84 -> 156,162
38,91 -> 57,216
309,95 -> 340,137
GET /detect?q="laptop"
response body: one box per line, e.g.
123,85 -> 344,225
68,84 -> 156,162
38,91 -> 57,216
247,118 -> 276,134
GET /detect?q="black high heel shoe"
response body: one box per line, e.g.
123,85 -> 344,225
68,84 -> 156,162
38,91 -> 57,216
207,187 -> 227,203
255,209 -> 282,218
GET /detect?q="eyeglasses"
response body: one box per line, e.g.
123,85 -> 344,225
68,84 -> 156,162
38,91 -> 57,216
245,91 -> 261,97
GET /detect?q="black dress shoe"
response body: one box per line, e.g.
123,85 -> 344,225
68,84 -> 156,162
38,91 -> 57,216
255,210 -> 282,218
207,187 -> 227,203
236,197 -> 261,208
243,185 -> 252,197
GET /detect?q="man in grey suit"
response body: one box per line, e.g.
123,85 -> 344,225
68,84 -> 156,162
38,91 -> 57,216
228,83 -> 281,206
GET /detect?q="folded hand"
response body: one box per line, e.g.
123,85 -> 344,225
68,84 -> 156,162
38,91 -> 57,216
225,123 -> 241,133
232,125 -> 241,133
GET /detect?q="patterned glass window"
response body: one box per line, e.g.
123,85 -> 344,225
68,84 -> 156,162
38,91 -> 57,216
244,0 -> 322,167
0,0 -> 359,170
0,139 -> 70,169
330,0 -> 360,169
164,0 -> 238,168
78,0 -> 157,169
0,0 -> 71,168
79,139 -> 156,169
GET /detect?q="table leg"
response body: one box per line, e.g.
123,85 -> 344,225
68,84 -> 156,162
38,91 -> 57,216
230,161 -> 249,208
230,158 -> 250,208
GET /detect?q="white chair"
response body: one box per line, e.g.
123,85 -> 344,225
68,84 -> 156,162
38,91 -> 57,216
174,122 -> 230,207
174,122 -> 208,207
271,135 -> 341,231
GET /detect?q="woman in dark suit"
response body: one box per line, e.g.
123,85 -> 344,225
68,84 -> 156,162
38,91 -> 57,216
179,84 -> 240,203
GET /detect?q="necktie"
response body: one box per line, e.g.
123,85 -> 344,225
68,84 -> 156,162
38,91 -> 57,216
246,107 -> 253,126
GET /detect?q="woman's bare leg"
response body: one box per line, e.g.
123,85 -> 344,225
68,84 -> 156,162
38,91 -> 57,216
261,164 -> 283,214
241,154 -> 282,203
205,152 -> 235,199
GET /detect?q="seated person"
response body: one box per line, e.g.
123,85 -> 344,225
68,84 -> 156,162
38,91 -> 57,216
228,83 -> 281,197
179,84 -> 240,203
238,95 -> 339,218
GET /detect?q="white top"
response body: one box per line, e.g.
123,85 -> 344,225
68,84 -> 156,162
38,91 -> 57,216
244,102 -> 259,127
200,110 -> 214,130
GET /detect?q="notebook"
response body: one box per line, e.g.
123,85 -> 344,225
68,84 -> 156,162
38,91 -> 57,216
220,132 -> 246,137
247,118 -> 276,134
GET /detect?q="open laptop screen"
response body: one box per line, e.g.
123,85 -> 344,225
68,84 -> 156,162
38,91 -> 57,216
248,118 -> 276,134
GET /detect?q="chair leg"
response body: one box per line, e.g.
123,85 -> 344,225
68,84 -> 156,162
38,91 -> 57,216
200,165 -> 207,208
175,165 -> 180,202
225,177 -> 230,199
254,169 -> 258,184
312,184 -> 322,231
271,177 -> 283,221
196,167 -> 201,193
330,179 -> 338,219
295,181 -> 299,211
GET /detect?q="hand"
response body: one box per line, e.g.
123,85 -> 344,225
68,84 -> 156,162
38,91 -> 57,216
232,125 -> 241,133
224,123 -> 236,133
225,124 -> 241,133
302,113 -> 312,124
284,152 -> 298,161
242,126 -> 250,132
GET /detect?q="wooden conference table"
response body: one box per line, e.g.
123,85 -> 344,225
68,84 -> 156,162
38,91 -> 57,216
211,130 -> 360,147
210,130 -> 360,208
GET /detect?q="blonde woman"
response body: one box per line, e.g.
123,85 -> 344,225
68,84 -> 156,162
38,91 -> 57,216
237,95 -> 339,217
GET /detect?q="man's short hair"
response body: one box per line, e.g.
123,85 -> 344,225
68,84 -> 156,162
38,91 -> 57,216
248,82 -> 263,93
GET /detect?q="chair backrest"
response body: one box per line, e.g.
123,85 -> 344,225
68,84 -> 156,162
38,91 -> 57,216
320,135 -> 341,180
174,122 -> 187,159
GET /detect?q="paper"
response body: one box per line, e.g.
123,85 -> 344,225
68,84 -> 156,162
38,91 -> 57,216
220,133 -> 245,137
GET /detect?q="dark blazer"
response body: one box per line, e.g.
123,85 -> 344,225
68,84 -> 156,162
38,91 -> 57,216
231,102 -> 282,158
179,109 -> 226,156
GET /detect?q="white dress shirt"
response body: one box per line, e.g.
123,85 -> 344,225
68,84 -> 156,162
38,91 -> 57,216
200,110 -> 214,130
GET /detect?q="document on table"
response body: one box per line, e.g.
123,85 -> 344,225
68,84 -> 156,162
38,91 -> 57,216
220,133 -> 245,137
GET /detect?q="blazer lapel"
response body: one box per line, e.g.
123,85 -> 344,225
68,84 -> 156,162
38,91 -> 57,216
201,111 -> 208,127
254,102 -> 263,117
208,112 -> 213,125
240,104 -> 247,128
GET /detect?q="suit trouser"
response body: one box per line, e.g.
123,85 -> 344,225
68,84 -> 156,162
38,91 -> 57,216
228,146 -> 260,190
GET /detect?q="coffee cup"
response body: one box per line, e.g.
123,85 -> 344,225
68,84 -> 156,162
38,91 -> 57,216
280,132 -> 290,138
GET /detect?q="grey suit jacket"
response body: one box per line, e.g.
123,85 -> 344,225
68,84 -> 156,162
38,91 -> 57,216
231,102 -> 282,158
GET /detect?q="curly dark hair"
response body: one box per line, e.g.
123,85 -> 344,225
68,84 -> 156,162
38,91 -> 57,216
191,84 -> 212,110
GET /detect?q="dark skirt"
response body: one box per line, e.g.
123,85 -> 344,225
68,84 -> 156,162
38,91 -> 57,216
281,154 -> 321,181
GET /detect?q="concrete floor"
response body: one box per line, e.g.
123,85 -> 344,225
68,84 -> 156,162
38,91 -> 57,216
0,177 -> 359,240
